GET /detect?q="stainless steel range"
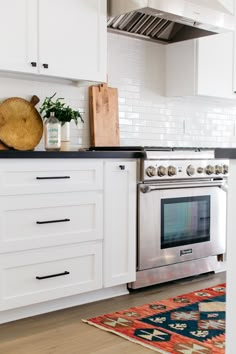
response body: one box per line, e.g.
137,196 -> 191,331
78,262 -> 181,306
129,147 -> 229,289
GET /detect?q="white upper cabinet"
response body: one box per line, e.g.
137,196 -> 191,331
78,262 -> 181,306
219,0 -> 235,14
165,32 -> 234,99
0,0 -> 38,74
233,31 -> 236,93
38,0 -> 107,81
0,0 -> 107,82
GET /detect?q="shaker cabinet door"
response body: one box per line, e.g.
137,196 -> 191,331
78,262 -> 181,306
0,0 -> 107,81
218,0 -> 235,14
0,0 -> 38,74
166,31 -> 234,99
38,0 -> 107,81
197,32 -> 234,98
0,242 -> 103,310
103,160 -> 136,287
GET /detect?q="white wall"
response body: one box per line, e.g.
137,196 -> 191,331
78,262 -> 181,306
1,32 -> 236,150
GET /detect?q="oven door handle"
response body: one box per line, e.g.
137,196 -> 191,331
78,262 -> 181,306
140,180 -> 227,193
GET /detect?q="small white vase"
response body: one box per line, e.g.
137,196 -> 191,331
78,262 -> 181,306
61,122 -> 70,142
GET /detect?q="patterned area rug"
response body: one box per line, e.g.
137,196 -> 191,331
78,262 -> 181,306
83,283 -> 226,353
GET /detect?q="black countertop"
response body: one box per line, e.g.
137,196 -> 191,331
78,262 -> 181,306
215,149 -> 236,159
1,147 -> 235,159
0,150 -> 144,159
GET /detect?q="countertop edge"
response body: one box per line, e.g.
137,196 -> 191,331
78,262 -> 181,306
0,150 -> 144,159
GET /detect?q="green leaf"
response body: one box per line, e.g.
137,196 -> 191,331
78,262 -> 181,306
39,92 -> 84,125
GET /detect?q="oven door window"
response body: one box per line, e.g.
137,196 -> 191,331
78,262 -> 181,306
161,195 -> 210,249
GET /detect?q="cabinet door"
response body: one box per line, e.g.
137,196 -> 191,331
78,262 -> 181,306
0,0 -> 38,74
38,0 -> 107,81
0,242 -> 103,310
197,32 -> 234,98
0,192 -> 103,252
0,159 -> 103,195
103,161 -> 136,287
233,31 -> 236,94
218,0 -> 235,14
166,32 -> 234,99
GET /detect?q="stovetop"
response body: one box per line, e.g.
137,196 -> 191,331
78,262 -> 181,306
89,146 -> 145,151
89,146 -> 215,159
88,146 -> 228,180
89,146 -> 214,152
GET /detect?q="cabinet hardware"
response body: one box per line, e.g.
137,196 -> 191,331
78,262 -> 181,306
36,271 -> 70,280
36,176 -> 71,180
42,63 -> 49,69
30,62 -> 37,67
36,218 -> 70,225
119,165 -> 125,170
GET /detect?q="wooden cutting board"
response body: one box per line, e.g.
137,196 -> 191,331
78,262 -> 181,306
89,83 -> 119,146
0,140 -> 9,150
0,95 -> 43,151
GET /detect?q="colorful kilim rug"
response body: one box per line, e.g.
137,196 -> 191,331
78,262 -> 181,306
83,283 -> 226,353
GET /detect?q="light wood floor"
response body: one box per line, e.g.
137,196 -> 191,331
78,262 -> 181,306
0,271 -> 226,354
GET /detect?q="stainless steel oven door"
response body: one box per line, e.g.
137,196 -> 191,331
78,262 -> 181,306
137,180 -> 227,271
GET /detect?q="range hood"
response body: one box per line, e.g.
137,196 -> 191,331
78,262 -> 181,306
107,0 -> 235,44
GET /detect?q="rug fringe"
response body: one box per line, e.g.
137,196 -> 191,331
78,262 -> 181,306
82,319 -> 170,354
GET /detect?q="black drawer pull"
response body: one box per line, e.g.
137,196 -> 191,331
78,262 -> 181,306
42,63 -> 49,69
119,165 -> 125,170
36,271 -> 70,280
36,218 -> 70,225
31,61 -> 37,67
36,176 -> 71,180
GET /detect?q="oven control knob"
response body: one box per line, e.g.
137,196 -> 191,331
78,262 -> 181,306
157,166 -> 167,177
186,165 -> 195,176
168,165 -> 177,177
146,166 -> 156,177
223,164 -> 229,174
205,165 -> 215,175
215,165 -> 223,175
197,167 -> 204,174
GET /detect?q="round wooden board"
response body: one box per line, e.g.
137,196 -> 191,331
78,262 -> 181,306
0,97 -> 43,150
0,139 -> 9,150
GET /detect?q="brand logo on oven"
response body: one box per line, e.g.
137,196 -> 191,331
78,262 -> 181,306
180,249 -> 193,256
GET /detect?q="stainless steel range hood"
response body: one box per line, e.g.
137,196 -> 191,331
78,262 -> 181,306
107,0 -> 235,44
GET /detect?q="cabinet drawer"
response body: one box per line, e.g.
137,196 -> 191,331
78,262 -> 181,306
0,192 -> 103,252
0,159 -> 103,195
0,242 -> 103,310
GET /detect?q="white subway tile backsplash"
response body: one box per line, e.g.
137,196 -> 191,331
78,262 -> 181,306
1,32 -> 236,149
118,97 -> 126,104
119,119 -> 133,126
118,105 -> 133,113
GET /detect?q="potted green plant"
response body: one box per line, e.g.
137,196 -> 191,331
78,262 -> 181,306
39,92 -> 84,142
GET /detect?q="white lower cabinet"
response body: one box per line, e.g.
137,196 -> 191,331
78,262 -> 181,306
0,159 -> 103,195
0,191 -> 103,252
0,158 -> 137,320
103,160 -> 137,287
0,242 -> 102,310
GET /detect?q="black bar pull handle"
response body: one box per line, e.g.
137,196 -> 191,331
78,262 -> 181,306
36,176 -> 71,180
36,271 -> 70,280
119,165 -> 125,170
36,218 -> 70,225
